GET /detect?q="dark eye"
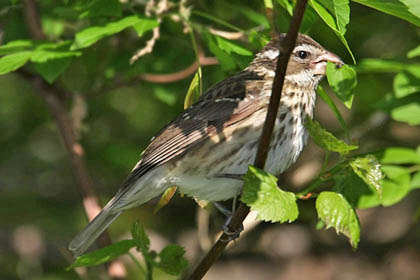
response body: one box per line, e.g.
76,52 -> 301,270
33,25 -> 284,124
296,50 -> 309,59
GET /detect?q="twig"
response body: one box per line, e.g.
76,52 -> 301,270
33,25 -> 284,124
139,56 -> 218,83
21,0 -> 125,278
188,1 -> 308,279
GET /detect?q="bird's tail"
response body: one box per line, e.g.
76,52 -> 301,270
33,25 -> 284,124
68,198 -> 122,258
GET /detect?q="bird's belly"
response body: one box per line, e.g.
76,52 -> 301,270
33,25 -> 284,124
166,115 -> 308,202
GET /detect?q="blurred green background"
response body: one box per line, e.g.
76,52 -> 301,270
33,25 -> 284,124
1,0 -> 420,279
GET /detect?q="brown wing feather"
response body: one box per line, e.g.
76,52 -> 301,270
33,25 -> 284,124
122,70 -> 267,187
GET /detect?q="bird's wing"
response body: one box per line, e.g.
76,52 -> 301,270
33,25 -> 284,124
122,71 -> 268,188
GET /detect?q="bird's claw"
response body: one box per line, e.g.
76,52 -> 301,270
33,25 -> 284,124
221,215 -> 244,242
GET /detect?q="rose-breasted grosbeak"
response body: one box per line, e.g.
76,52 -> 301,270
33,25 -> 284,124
69,33 -> 343,257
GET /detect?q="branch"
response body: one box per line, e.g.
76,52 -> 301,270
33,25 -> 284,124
22,0 -> 125,278
139,56 -> 218,83
188,1 -> 308,279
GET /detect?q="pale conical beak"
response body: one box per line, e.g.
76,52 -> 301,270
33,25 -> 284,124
312,51 -> 344,75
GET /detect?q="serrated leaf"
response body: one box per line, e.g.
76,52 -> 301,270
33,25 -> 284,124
380,147 -> 420,164
184,71 -> 200,109
0,52 -> 32,75
316,191 -> 360,248
317,86 -> 348,134
351,0 -> 420,27
241,166 -> 298,223
33,57 -> 72,83
157,245 -> 188,276
131,221 -> 150,253
215,36 -> 252,56
68,240 -> 136,269
350,155 -> 383,197
326,63 -> 357,109
306,118 -> 358,155
71,16 -> 158,50
153,186 -> 177,214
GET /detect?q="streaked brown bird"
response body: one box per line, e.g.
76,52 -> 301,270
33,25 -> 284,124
69,33 -> 343,257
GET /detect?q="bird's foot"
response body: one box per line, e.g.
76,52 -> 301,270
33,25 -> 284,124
221,214 -> 244,242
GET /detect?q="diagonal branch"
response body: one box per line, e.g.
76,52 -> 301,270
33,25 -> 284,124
188,1 -> 309,279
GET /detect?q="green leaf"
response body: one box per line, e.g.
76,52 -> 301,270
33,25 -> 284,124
241,166 -> 298,223
131,221 -> 150,253
184,71 -> 200,109
71,16 -> 158,50
157,245 -> 188,276
398,0 -> 420,19
0,52 -> 32,75
407,45 -> 420,58
277,0 -> 294,15
351,0 -> 420,27
133,19 -> 160,37
153,86 -> 177,106
380,147 -> 420,164
394,70 -> 420,98
80,0 -> 122,18
0,40 -> 34,55
316,191 -> 360,248
381,173 -> 411,206
306,119 -> 358,155
154,186 -> 178,214
33,57 -> 72,83
204,32 -> 236,71
350,155 -> 383,197
411,171 -> 420,189
68,240 -> 136,269
236,5 -> 270,27
310,0 -> 355,63
356,59 -> 420,73
326,63 -> 357,109
381,165 -> 410,180
332,0 -> 350,34
215,36 -> 252,56
317,86 -> 348,134
391,101 -> 420,125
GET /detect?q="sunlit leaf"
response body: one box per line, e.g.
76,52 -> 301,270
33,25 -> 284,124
306,118 -> 358,155
407,45 -> 420,58
393,70 -> 420,98
316,191 -> 360,248
153,187 -> 178,214
71,16 -> 158,50
0,52 -> 32,75
332,0 -> 350,34
380,147 -> 420,164
184,71 -> 200,109
350,155 -> 383,197
241,166 -> 298,223
399,0 -> 420,19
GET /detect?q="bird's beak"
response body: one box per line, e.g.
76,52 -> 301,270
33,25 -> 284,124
312,51 -> 344,75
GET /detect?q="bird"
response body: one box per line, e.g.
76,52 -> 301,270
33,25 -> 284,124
69,33 -> 343,257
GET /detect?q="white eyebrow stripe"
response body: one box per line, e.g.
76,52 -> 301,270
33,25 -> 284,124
293,44 -> 316,53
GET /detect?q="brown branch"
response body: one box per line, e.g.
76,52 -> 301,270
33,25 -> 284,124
21,0 -> 125,278
188,1 -> 309,279
139,56 -> 218,83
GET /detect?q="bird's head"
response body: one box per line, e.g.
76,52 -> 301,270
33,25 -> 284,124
249,33 -> 344,88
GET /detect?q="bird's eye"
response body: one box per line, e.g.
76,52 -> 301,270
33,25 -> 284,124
296,50 -> 309,59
